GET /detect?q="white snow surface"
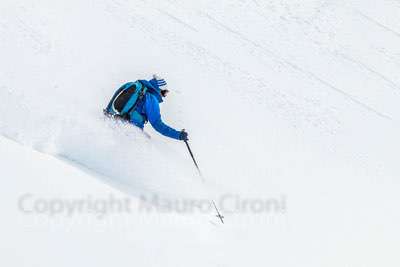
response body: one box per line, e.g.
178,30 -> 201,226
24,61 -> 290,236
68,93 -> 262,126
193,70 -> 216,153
1,0 -> 400,266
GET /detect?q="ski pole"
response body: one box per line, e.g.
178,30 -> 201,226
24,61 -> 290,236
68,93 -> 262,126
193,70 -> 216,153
184,140 -> 202,176
183,140 -> 224,224
212,200 -> 225,224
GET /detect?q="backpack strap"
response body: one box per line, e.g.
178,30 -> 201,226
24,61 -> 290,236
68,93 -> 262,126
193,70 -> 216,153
119,81 -> 140,115
124,81 -> 148,119
105,82 -> 134,115
104,81 -> 148,122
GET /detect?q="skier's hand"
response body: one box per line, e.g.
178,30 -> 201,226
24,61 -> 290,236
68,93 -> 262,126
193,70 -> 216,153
179,129 -> 189,141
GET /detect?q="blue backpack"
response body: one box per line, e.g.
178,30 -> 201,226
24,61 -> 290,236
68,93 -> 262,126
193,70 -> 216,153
104,81 -> 148,121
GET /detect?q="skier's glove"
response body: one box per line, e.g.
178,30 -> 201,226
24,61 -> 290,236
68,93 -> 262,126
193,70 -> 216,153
179,129 -> 189,141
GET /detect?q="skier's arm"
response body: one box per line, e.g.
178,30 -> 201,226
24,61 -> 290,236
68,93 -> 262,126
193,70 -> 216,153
145,94 -> 182,140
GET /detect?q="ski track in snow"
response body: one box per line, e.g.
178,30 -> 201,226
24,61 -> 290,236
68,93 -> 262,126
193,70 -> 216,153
155,8 -> 199,33
201,12 -> 392,121
356,10 -> 400,39
336,51 -> 400,92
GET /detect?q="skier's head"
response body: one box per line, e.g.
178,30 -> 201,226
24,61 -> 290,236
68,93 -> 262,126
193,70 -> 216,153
150,74 -> 170,98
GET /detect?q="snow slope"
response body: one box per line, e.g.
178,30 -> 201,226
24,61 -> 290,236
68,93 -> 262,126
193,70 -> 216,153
1,0 -> 400,266
0,136 -> 224,267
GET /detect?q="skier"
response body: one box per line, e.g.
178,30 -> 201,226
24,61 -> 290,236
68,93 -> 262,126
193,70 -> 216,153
104,74 -> 188,141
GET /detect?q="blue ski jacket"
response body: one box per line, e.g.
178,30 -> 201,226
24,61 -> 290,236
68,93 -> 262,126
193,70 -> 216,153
130,79 -> 181,140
